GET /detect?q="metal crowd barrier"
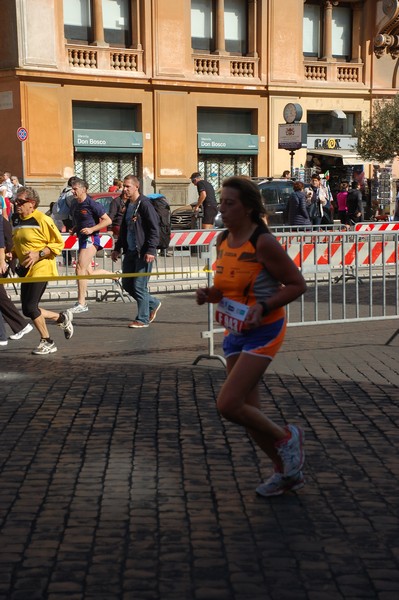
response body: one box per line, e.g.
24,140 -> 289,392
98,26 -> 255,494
194,230 -> 399,366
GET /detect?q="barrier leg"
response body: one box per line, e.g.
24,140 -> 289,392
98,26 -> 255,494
193,248 -> 226,367
385,329 -> 399,346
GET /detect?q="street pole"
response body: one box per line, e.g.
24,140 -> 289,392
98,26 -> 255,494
289,150 -> 295,177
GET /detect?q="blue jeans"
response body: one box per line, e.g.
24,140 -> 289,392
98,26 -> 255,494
122,250 -> 160,325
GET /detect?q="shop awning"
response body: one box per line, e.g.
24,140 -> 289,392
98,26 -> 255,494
308,149 -> 365,165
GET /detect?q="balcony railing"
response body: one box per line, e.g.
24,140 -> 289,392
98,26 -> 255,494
305,60 -> 363,84
67,45 -> 143,73
193,54 -> 258,79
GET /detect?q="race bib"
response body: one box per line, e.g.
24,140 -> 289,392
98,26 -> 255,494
215,298 -> 249,334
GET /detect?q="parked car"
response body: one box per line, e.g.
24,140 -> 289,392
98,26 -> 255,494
257,178 -> 295,225
214,178 -> 296,228
91,191 -> 120,233
91,191 -> 120,213
171,204 -> 200,230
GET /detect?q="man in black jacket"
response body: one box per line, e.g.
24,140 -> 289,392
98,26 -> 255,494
347,181 -> 363,224
111,175 -> 161,328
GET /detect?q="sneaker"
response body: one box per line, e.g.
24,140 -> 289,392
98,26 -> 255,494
69,302 -> 89,314
256,471 -> 305,498
149,302 -> 162,323
58,310 -> 74,340
128,320 -> 149,328
32,339 -> 57,355
275,424 -> 305,478
0,340 -> 8,346
9,323 -> 34,340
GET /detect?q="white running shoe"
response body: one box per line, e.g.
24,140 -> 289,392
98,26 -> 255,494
32,339 -> 57,355
69,302 -> 88,314
0,340 -> 8,346
256,471 -> 305,497
275,424 -> 305,478
58,310 -> 74,340
9,323 -> 34,340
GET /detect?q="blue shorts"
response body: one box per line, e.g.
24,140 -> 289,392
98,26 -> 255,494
222,317 -> 287,360
78,234 -> 102,251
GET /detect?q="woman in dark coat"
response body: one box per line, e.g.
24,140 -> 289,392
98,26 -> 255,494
286,181 -> 311,230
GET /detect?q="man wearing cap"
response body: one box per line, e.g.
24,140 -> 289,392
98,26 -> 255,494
190,172 -> 218,230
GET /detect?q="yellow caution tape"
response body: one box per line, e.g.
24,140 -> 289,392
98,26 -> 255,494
0,267 -> 213,285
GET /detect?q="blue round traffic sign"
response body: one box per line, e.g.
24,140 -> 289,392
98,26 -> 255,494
17,127 -> 28,142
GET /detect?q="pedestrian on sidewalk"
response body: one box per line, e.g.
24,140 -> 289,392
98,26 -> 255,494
111,175 -> 161,328
69,178 -> 113,314
196,176 -> 307,497
11,187 -> 74,355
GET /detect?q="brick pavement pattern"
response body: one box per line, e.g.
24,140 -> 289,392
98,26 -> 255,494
0,298 -> 398,600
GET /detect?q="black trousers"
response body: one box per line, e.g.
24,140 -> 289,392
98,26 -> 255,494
0,284 -> 29,334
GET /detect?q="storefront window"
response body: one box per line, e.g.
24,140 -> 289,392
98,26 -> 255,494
225,0 -> 247,54
191,0 -> 215,52
198,109 -> 252,133
307,111 -> 357,136
64,0 -> 92,42
73,102 -> 137,131
102,0 -> 131,47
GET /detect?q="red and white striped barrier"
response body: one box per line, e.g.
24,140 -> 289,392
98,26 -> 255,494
61,233 -> 114,250
169,230 -> 219,247
355,222 -> 399,232
286,241 -> 399,268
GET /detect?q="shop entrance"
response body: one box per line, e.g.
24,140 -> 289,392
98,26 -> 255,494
198,155 -> 254,191
74,153 -> 140,193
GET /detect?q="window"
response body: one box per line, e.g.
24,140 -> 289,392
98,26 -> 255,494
198,109 -> 252,133
73,102 -> 137,131
191,0 -> 248,55
307,111 -> 357,136
102,0 -> 131,47
191,0 -> 215,52
303,4 -> 321,57
332,7 -> 351,59
64,0 -> 92,42
225,0 -> 247,54
303,2 -> 354,62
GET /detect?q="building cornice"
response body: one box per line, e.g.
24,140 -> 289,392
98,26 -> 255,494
374,0 -> 399,58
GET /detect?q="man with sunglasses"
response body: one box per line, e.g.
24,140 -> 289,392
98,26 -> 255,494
11,187 -> 74,355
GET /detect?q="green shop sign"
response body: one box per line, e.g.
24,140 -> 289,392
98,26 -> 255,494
198,133 -> 258,155
74,129 -> 143,153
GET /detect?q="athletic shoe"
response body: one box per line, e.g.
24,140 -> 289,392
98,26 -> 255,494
256,471 -> 305,497
149,302 -> 162,323
58,310 -> 74,340
69,302 -> 89,314
275,424 -> 305,478
0,340 -> 8,346
9,323 -> 34,340
32,340 -> 57,355
128,320 -> 149,328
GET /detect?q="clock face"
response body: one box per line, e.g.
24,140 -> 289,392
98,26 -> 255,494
283,103 -> 302,124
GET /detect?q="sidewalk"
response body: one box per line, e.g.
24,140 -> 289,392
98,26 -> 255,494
0,298 -> 398,599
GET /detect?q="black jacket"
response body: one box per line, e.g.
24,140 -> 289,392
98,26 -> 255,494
114,194 -> 159,258
346,189 -> 363,218
287,191 -> 311,227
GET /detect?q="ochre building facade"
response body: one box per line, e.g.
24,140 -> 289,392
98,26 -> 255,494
0,0 -> 399,207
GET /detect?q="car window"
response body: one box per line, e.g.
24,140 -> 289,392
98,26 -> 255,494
259,182 -> 294,207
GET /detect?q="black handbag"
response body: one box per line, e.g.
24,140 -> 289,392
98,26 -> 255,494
307,201 -> 319,220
